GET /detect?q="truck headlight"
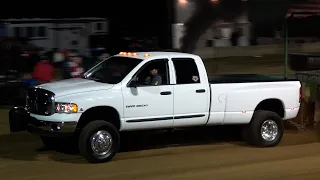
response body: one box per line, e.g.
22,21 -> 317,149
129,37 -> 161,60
55,103 -> 78,113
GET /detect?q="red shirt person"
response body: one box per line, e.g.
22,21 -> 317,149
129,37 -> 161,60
32,58 -> 54,83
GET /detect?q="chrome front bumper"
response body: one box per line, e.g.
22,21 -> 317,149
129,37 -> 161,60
28,120 -> 78,136
9,107 -> 78,137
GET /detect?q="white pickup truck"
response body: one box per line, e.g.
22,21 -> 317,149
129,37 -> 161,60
9,52 -> 301,163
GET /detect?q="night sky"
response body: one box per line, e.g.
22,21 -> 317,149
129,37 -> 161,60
0,1 -> 172,21
0,1 -> 174,50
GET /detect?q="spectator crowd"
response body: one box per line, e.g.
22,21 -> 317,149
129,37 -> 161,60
26,49 -> 109,84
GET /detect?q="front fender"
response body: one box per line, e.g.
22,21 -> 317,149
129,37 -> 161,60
55,88 -> 124,118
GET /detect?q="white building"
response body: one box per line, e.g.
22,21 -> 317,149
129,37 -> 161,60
0,17 -> 108,54
172,0 -> 250,50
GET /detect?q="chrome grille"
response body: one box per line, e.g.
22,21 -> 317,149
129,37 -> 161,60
26,88 -> 55,116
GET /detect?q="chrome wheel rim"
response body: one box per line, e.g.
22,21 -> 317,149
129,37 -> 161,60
90,130 -> 113,156
261,120 -> 278,141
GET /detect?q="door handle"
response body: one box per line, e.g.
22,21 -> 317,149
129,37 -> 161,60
160,91 -> 172,95
196,89 -> 206,93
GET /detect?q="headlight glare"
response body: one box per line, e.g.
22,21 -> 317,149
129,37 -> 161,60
55,103 -> 78,113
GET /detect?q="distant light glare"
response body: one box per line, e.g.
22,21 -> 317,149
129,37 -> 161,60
179,0 -> 187,5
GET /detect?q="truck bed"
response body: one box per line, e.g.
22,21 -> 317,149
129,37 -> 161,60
209,74 -> 297,84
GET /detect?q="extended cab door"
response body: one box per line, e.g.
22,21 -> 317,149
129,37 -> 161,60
122,59 -> 174,130
171,57 -> 210,127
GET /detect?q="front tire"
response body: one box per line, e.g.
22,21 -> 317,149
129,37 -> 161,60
78,120 -> 120,163
246,110 -> 284,147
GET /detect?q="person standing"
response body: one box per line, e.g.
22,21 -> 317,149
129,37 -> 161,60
52,48 -> 65,68
69,53 -> 84,78
61,51 -> 74,79
32,53 -> 54,83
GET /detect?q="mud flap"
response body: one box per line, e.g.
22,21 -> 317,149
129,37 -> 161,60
9,107 -> 29,132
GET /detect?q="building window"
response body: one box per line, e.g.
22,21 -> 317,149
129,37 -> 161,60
96,22 -> 103,31
213,28 -> 222,39
236,27 -> 244,37
71,40 -> 78,45
14,27 -> 20,37
72,30 -> 79,34
38,26 -> 46,37
92,21 -> 107,33
26,27 -> 34,37
205,40 -> 213,47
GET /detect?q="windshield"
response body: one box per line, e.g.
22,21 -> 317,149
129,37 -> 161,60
83,56 -> 142,84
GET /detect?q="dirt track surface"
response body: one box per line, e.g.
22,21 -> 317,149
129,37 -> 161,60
1,110 -> 320,179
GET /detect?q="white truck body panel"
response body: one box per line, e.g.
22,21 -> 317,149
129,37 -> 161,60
40,78 -> 114,97
30,52 -> 301,132
207,81 -> 300,125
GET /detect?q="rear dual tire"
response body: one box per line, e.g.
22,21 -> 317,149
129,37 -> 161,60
242,110 -> 284,147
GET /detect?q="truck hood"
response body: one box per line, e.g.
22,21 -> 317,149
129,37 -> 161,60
37,78 -> 114,97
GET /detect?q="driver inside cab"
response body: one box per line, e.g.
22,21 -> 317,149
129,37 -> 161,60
145,67 -> 162,86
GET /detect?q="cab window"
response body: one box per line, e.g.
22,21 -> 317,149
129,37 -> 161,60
134,59 -> 169,86
172,58 -> 200,84
84,56 -> 142,84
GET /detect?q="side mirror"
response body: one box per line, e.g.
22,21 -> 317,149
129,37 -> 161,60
128,77 -> 139,88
